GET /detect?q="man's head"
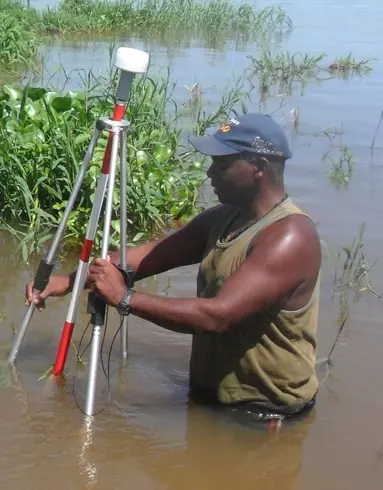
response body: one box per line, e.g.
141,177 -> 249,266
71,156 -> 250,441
189,113 -> 291,206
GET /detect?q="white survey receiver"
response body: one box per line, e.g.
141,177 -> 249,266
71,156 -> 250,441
114,47 -> 150,74
114,47 -> 150,102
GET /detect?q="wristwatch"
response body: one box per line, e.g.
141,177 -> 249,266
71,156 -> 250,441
116,288 -> 135,316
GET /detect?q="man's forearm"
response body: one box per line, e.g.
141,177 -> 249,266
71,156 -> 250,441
129,292 -> 227,334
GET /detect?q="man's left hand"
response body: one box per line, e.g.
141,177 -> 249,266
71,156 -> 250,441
87,257 -> 127,306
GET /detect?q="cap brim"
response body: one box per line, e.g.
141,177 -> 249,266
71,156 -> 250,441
188,135 -> 240,156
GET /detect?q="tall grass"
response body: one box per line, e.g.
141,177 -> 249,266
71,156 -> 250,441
4,0 -> 291,46
0,1 -> 40,66
46,0 -> 291,38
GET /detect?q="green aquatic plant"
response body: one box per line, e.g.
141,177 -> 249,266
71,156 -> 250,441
333,223 -> 378,307
0,64 -> 247,261
326,145 -> 355,190
248,50 -> 326,99
0,75 -> 203,260
318,224 -> 380,385
328,53 -> 372,78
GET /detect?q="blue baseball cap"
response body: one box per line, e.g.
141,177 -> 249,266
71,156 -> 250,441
189,113 -> 292,160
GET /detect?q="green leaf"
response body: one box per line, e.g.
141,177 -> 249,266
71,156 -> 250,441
51,97 -> 72,112
111,219 -> 120,233
74,133 -> 90,145
133,232 -> 146,241
3,85 -> 22,100
27,88 -> 47,101
153,143 -> 172,164
136,150 -> 149,166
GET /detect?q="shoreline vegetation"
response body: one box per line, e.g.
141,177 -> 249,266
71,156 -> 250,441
0,0 -> 292,67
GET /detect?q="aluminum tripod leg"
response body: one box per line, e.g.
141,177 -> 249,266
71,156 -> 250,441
8,127 -> 102,364
52,118 -> 130,377
84,124 -> 125,416
119,128 -> 129,359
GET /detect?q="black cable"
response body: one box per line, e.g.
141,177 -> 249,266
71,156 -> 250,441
71,313 -> 126,417
78,321 -> 92,358
99,305 -> 109,379
106,317 -> 124,396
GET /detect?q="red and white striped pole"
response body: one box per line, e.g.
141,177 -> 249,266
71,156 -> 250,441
52,47 -> 150,377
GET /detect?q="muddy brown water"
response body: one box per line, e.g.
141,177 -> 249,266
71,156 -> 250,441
1,0 -> 383,489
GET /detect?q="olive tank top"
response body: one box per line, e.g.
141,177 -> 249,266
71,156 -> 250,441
190,198 -> 320,414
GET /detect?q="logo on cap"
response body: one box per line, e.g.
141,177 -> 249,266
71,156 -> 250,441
220,123 -> 231,133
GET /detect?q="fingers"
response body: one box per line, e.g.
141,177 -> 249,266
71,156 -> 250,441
24,281 -> 46,311
32,296 -> 46,312
24,280 -> 51,311
25,281 -> 34,305
92,258 -> 110,267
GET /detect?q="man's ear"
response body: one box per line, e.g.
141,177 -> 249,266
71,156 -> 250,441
253,157 -> 268,179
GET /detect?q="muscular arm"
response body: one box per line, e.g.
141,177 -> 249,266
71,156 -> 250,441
126,215 -> 321,334
108,205 -> 224,281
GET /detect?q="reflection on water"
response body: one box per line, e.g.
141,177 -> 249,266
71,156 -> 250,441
1,0 -> 383,489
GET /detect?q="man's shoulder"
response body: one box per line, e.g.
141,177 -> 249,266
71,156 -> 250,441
256,212 -> 319,248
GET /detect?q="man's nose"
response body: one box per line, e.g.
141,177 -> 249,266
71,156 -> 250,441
206,162 -> 217,179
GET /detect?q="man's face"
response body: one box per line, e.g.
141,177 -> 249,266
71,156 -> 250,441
206,154 -> 261,205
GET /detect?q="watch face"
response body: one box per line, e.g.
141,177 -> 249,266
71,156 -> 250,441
116,303 -> 130,316
116,292 -> 132,316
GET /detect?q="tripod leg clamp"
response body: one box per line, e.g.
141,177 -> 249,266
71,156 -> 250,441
114,264 -> 135,288
87,292 -> 106,325
34,260 -> 55,292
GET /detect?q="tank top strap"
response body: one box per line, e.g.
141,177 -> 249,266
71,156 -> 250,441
216,198 -> 310,251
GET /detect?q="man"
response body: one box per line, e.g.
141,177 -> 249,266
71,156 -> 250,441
26,113 -> 321,423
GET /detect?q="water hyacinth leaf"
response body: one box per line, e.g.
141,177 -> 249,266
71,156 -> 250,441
52,96 -> 72,112
153,143 -> 172,164
68,91 -> 86,100
36,129 -> 45,143
27,88 -> 47,101
111,219 -> 120,233
24,102 -> 41,119
0,89 -> 9,102
44,91 -> 59,104
132,232 -> 145,242
74,133 -> 91,145
3,85 -> 22,100
6,120 -> 18,134
19,125 -> 39,148
136,150 -> 149,166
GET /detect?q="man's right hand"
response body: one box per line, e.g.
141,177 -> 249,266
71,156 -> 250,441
25,275 -> 72,311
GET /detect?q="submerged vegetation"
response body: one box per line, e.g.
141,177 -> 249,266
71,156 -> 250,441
318,224 -> 381,385
328,53 -> 372,77
327,146 -> 355,189
249,51 -> 326,98
248,50 -> 372,100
